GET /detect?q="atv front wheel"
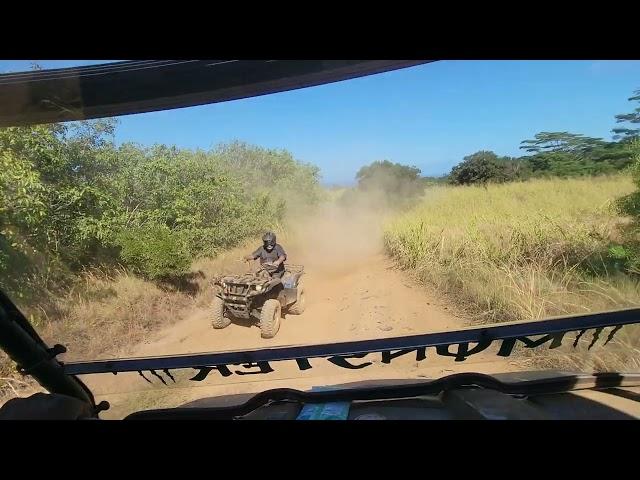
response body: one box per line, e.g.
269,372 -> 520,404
211,297 -> 231,329
260,299 -> 281,339
288,278 -> 306,315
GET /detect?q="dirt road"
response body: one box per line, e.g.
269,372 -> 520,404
83,207 -> 515,418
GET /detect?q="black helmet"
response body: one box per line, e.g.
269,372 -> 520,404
262,231 -> 276,250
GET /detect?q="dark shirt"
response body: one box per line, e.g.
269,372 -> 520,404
252,243 -> 287,273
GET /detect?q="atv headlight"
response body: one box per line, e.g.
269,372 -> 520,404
221,282 -> 226,288
255,284 -> 263,292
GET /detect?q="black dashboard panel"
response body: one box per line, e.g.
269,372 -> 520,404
126,385 -> 640,420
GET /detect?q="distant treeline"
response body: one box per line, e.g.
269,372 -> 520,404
446,88 -> 639,185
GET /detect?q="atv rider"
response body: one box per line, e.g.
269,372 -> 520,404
244,232 -> 287,278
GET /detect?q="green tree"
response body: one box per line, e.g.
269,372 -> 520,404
613,88 -> 640,142
356,160 -> 423,197
0,121 -> 116,295
520,132 -> 606,155
212,141 -> 323,210
449,151 -> 513,185
520,131 -> 631,176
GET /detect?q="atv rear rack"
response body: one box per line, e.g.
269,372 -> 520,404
286,264 -> 304,273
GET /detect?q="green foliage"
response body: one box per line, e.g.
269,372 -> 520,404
615,140 -> 640,216
520,131 -> 606,155
611,140 -> 640,274
116,224 -> 192,280
449,151 -> 519,185
331,160 -> 427,211
448,87 -> 640,187
450,131 -> 633,187
613,89 -> 640,141
332,160 -> 426,212
356,160 -> 424,197
213,141 -> 322,208
520,132 -> 631,178
0,123 -> 319,293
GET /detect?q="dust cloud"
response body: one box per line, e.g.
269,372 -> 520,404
285,203 -> 386,275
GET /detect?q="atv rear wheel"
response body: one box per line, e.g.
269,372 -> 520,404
260,299 -> 281,339
211,297 -> 231,329
288,278 -> 306,315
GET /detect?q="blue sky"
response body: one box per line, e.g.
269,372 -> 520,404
1,60 -> 639,185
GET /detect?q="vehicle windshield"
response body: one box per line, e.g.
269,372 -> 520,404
1,60 -> 639,419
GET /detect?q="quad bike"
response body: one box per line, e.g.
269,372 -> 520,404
211,261 -> 306,339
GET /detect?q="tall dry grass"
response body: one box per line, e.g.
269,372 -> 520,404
384,175 -> 640,372
0,267 -> 194,396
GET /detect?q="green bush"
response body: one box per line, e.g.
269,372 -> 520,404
613,140 -> 640,274
336,160 -> 426,211
449,151 -> 514,185
116,225 -> 192,280
0,122 -> 320,298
